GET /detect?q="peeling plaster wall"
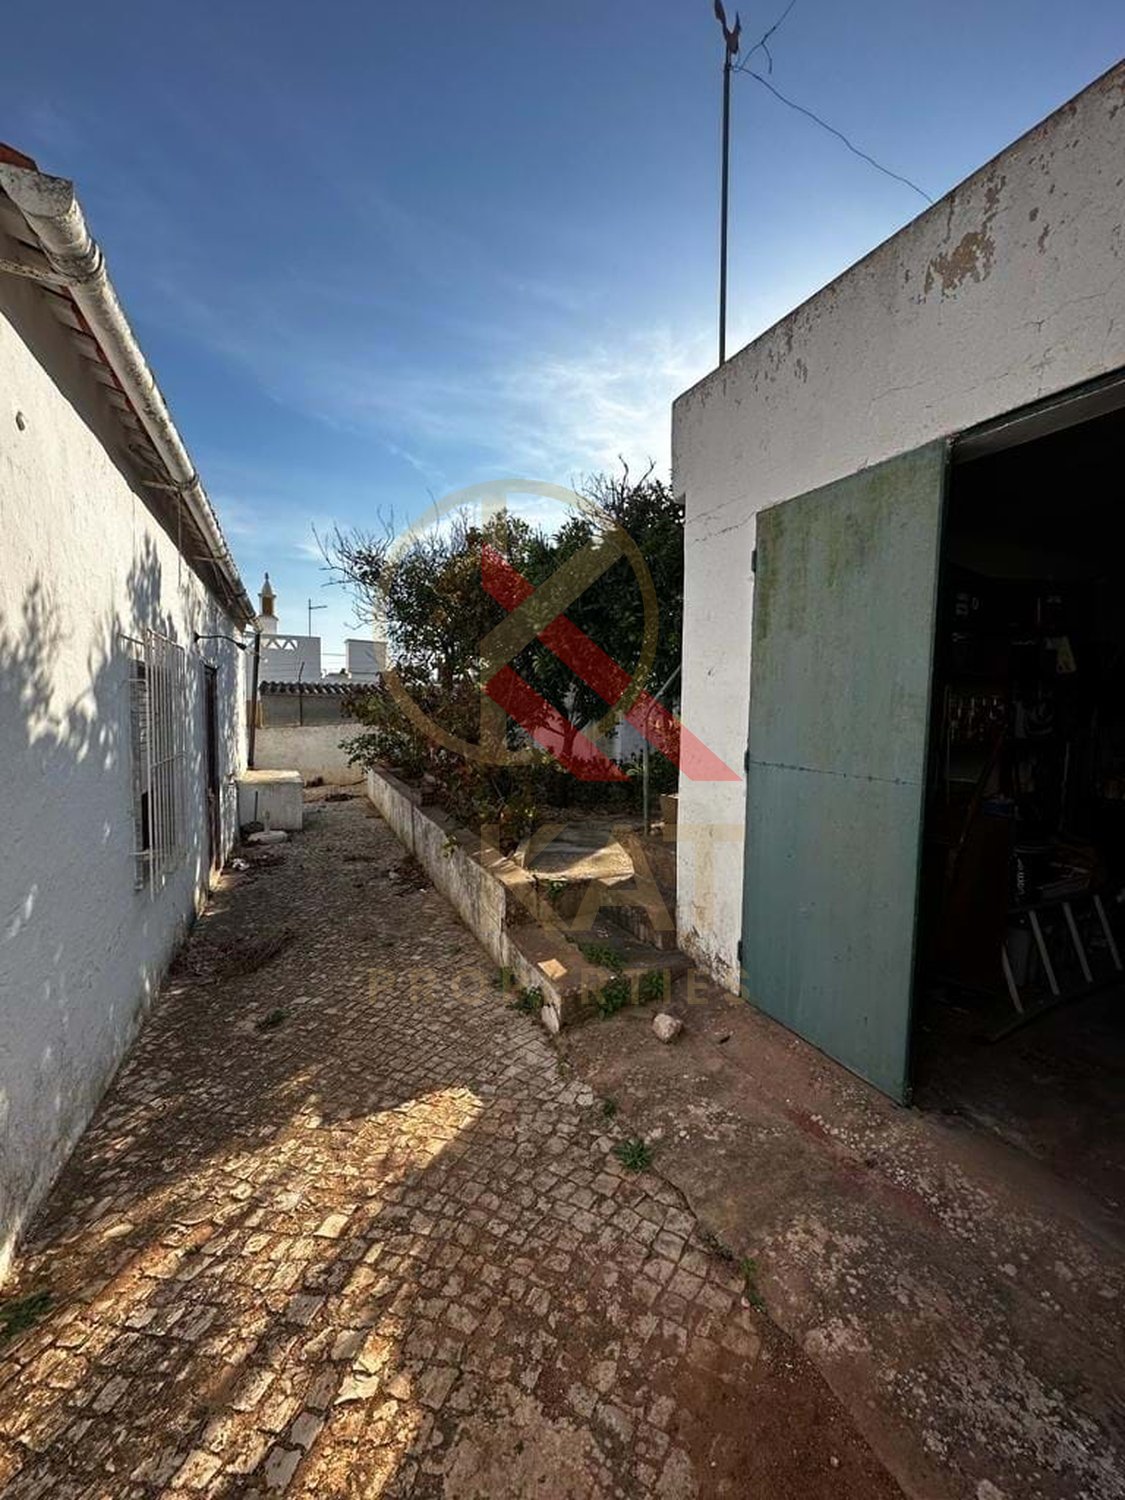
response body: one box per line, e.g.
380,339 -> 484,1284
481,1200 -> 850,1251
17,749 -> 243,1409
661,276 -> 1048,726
672,64 -> 1125,990
0,268 -> 247,1280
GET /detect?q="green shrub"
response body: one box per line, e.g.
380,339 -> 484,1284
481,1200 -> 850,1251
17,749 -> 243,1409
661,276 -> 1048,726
638,969 -> 667,1004
327,472 -> 687,836
580,942 -> 626,971
597,975 -> 631,1017
511,985 -> 543,1016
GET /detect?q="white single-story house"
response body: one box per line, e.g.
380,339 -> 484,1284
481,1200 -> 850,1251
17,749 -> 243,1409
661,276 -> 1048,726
0,147 -> 256,1278
673,63 -> 1125,1099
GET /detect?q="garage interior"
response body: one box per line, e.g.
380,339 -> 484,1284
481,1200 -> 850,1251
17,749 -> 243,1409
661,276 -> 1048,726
913,395 -> 1125,1206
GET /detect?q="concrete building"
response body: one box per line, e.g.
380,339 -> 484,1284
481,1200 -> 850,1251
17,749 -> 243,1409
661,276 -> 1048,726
672,64 -> 1125,1100
255,580 -> 323,685
344,637 -> 386,681
248,575 -> 382,783
250,574 -> 384,687
257,632 -> 324,684
0,148 -> 255,1277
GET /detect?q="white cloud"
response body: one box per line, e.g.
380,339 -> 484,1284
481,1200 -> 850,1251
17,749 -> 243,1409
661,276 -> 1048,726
328,324 -> 712,485
160,263 -> 711,493
504,328 -> 711,477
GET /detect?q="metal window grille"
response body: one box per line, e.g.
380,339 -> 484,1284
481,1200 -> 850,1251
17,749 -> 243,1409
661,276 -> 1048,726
130,630 -> 187,893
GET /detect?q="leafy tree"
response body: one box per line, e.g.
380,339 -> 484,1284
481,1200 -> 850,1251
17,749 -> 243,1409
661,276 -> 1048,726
323,466 -> 684,831
546,464 -> 684,735
325,508 -> 543,695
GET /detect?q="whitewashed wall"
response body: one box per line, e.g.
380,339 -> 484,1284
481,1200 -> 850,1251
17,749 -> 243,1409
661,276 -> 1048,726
0,269 -> 247,1279
672,64 -> 1125,990
255,724 -> 363,784
257,634 -> 322,682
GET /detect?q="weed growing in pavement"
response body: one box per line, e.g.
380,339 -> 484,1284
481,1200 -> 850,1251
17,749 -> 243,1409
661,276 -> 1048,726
0,1291 -> 50,1345
614,1138 -> 653,1172
510,986 -> 543,1016
740,1256 -> 767,1310
256,1008 -> 288,1032
493,967 -> 515,993
601,1098 -> 618,1119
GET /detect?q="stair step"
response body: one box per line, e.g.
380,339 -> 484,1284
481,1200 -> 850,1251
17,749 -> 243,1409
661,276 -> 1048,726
576,916 -> 691,976
601,901 -> 680,951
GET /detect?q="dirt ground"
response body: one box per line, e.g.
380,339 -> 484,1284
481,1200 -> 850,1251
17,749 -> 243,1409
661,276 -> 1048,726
0,792 -> 901,1499
559,972 -> 1125,1500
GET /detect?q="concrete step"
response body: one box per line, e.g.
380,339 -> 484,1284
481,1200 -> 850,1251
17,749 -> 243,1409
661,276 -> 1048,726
579,914 -> 692,975
507,913 -> 692,1029
599,898 -> 681,952
513,818 -> 639,884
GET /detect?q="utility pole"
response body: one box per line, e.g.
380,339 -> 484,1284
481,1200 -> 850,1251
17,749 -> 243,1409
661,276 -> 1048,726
714,1 -> 741,366
307,597 -> 327,637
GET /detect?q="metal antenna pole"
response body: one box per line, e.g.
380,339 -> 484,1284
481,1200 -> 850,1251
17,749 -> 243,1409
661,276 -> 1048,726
719,48 -> 732,365
714,2 -> 741,366
307,597 -> 327,636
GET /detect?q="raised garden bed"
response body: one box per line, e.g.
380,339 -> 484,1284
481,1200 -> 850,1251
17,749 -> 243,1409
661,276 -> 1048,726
365,766 -> 686,1030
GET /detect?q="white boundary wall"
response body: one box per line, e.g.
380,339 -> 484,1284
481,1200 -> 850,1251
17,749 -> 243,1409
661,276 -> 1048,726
672,65 -> 1125,990
0,266 -> 246,1278
255,724 -> 362,784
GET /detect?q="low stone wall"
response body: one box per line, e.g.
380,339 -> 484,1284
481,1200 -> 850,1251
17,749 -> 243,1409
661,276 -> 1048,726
365,767 -> 621,1029
255,724 -> 362,785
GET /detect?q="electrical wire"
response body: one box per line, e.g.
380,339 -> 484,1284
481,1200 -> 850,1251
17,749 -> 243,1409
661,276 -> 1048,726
742,0 -> 799,73
734,66 -> 935,204
730,0 -> 932,204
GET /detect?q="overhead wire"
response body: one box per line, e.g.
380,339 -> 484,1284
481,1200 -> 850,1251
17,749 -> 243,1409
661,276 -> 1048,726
741,0 -> 799,72
731,1 -> 935,206
736,68 -> 935,204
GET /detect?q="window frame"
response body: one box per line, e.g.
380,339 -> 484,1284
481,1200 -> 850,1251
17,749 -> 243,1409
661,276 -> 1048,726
129,629 -> 187,893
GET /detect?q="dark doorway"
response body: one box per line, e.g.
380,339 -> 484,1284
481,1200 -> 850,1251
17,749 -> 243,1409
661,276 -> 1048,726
914,395 -> 1125,1202
203,664 -> 222,879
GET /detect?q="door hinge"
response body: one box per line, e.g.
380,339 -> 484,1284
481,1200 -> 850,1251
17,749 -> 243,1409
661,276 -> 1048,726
744,745 -> 749,773
737,939 -> 744,965
750,546 -> 758,575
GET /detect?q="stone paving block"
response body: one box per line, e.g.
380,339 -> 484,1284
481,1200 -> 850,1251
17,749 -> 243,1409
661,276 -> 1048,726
0,798 -> 897,1500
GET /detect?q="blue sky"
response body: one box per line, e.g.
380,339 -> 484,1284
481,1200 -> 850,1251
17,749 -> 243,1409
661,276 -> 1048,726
2,2 -> 1121,661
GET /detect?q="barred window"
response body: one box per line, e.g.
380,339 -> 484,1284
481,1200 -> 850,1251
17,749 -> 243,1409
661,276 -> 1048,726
129,630 -> 187,892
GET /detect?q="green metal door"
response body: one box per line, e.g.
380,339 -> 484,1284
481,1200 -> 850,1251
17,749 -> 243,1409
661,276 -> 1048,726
742,442 -> 947,1101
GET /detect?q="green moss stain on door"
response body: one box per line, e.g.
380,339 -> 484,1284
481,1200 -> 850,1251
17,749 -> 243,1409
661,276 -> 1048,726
742,441 -> 947,1101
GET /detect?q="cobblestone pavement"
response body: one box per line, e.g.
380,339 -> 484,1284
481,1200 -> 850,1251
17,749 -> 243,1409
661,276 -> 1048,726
0,794 -> 900,1499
